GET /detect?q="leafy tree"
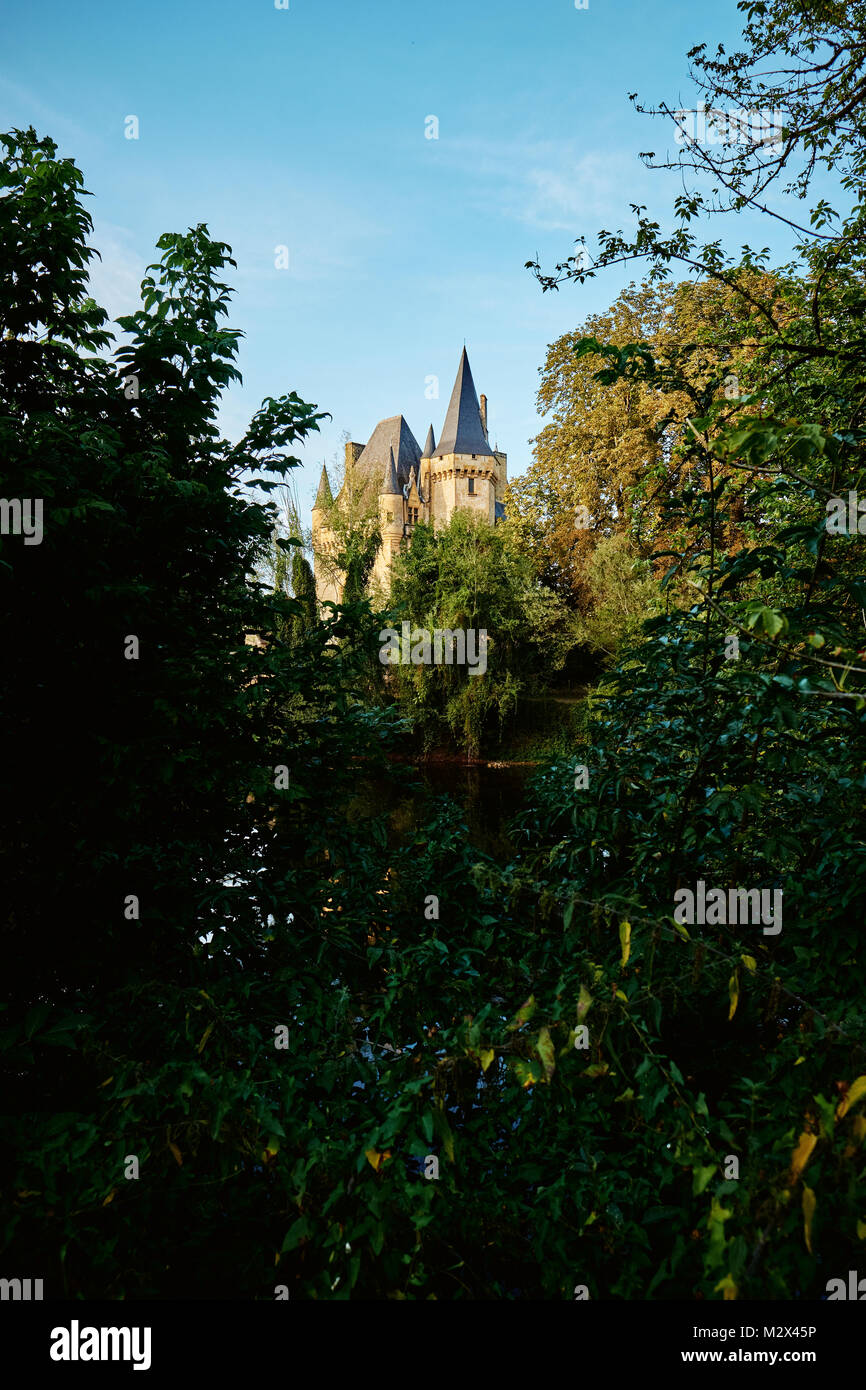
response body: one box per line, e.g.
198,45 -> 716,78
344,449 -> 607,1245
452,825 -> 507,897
514,0 -> 866,1297
312,455 -> 381,606
0,127 -> 374,1296
570,531 -> 661,658
262,484 -> 317,644
385,511 -> 576,756
508,274 -> 791,606
5,0 -> 866,1303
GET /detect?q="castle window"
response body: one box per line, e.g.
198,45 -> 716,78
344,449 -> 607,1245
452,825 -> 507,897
468,478 -> 475,495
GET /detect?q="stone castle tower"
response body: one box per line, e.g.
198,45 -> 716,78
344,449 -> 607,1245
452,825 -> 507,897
312,349 -> 507,603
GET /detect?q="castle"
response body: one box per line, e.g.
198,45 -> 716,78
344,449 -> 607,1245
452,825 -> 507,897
312,349 -> 507,602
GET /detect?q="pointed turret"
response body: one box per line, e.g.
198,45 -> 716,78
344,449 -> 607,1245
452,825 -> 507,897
381,445 -> 401,496
314,464 -> 333,509
406,459 -> 423,503
414,461 -> 424,501
432,349 -> 494,459
421,424 -> 436,459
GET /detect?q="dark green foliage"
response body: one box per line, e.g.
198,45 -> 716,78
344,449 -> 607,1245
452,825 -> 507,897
3,0 -> 866,1302
291,551 -> 318,638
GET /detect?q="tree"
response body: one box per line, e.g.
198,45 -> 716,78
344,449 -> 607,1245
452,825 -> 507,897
386,511 -> 576,755
508,274 -> 792,607
5,0 -> 866,1300
261,483 -> 317,644
516,0 -> 866,1296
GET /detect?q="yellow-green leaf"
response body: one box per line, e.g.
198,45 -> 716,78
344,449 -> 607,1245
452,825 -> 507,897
790,1131 -> 817,1181
619,920 -> 631,968
509,994 -> 536,1030
479,1048 -> 495,1073
714,1273 -> 738,1301
514,1058 -> 544,1089
439,1119 -> 455,1163
856,1219 -> 866,1240
577,984 -> 593,1022
728,971 -> 739,1021
169,1142 -> 183,1167
741,954 -> 757,974
364,1148 -> 381,1171
692,1163 -> 717,1196
707,1197 -> 733,1267
803,1185 -> 816,1254
536,1026 -> 556,1082
837,1075 -> 866,1119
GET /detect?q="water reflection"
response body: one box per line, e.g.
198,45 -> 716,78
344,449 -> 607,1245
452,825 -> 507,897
361,760 -> 536,858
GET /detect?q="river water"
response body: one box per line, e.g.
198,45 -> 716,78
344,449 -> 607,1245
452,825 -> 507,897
357,759 -> 537,859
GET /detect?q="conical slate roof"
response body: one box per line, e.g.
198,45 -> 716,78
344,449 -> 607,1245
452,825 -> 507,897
431,349 -> 494,459
421,424 -> 436,459
381,445 -> 401,496
314,464 -> 333,509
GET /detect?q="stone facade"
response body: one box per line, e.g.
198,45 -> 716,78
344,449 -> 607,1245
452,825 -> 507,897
312,349 -> 507,603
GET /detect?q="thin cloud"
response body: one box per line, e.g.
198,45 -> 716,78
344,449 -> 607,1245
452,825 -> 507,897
432,134 -> 651,233
86,222 -> 147,327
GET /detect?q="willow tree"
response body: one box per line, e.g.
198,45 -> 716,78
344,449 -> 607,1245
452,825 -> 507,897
386,511 -> 577,755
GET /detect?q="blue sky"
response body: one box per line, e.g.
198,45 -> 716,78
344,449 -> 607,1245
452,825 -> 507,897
2,0 -> 804,523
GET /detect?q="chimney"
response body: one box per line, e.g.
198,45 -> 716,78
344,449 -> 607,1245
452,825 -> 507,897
480,394 -> 488,439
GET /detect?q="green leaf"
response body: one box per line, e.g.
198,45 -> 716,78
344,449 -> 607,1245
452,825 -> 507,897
509,994 -> 536,1030
692,1164 -> 717,1196
535,1027 -> 556,1081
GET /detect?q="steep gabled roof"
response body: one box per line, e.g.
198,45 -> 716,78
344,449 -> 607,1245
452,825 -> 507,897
356,414 -> 422,487
431,349 -> 494,459
337,414 -> 422,514
314,464 -> 333,509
